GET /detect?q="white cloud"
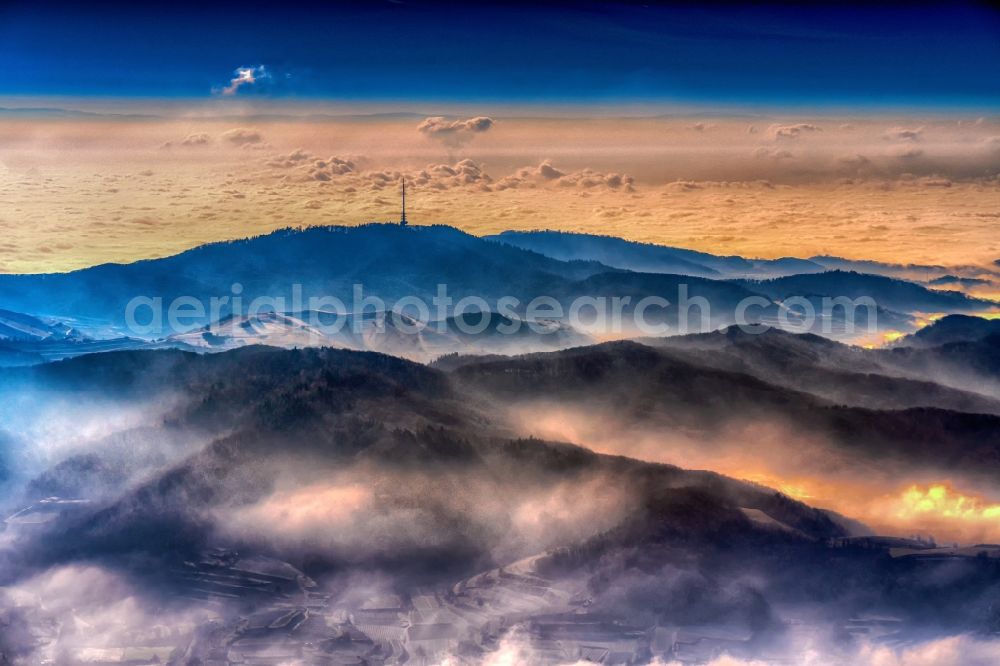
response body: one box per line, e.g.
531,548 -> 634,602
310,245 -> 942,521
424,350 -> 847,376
417,116 -> 495,147
220,127 -> 264,146
159,132 -> 211,150
494,160 -> 633,191
768,123 -> 822,140
181,132 -> 210,146
218,65 -> 270,96
412,158 -> 490,189
265,148 -> 314,168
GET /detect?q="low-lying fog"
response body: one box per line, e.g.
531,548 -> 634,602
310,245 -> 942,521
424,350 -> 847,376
2,345 -> 1000,664
509,403 -> 1000,545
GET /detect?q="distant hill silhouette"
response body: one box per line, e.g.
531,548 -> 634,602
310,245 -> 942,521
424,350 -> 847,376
488,229 -> 825,278
895,314 -> 1000,348
650,326 -> 1000,415
0,224 -> 610,325
737,270 -> 993,314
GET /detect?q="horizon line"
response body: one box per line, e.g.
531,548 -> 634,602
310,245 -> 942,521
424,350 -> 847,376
0,222 -> 990,278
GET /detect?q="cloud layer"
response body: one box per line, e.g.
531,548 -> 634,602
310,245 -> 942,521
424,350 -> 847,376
0,114 -> 998,273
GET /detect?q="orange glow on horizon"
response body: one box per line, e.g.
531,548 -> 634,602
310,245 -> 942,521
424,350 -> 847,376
1,116 -> 999,274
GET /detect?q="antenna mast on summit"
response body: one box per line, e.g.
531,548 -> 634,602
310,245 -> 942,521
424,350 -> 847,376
400,177 -> 408,226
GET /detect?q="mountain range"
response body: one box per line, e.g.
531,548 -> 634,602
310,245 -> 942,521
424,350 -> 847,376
2,224 -> 1000,662
3,339 -> 1000,662
0,225 -> 994,367
490,230 -> 1000,283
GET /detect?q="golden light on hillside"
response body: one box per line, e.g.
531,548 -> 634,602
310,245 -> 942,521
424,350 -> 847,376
894,484 -> 1000,522
879,330 -> 907,346
733,474 -> 1000,543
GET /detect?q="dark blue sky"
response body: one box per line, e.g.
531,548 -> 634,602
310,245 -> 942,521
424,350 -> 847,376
2,2 -> 999,106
